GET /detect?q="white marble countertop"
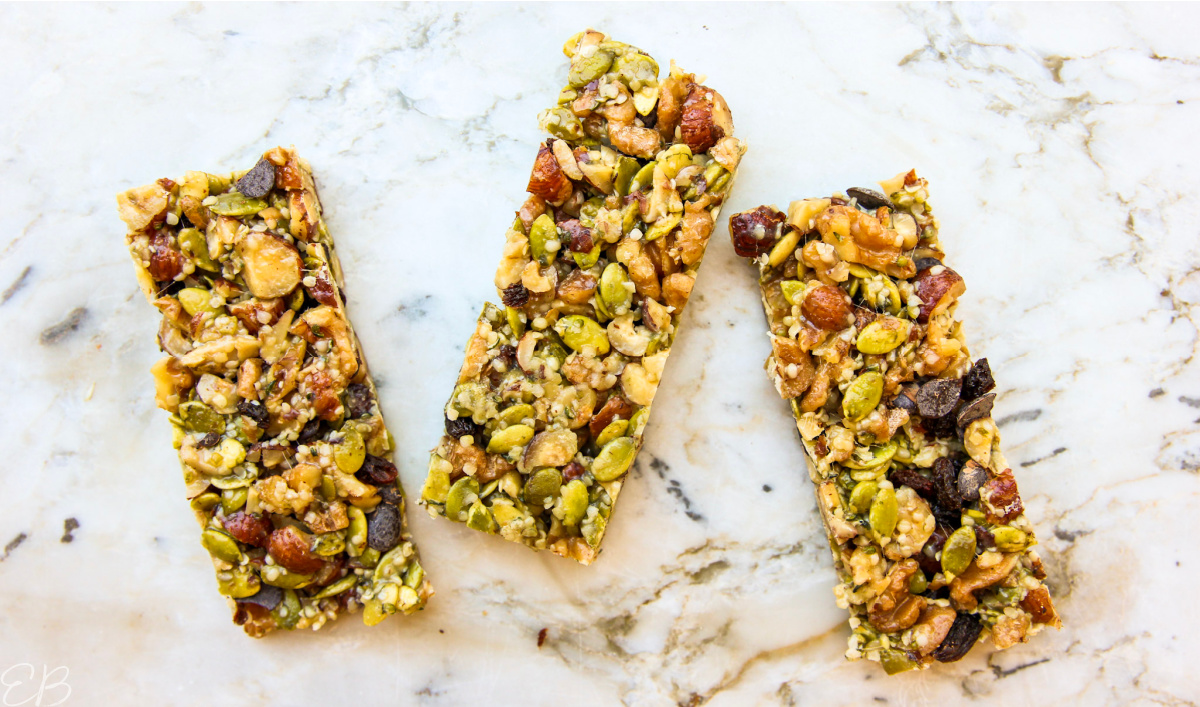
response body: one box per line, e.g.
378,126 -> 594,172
2,3 -> 1198,705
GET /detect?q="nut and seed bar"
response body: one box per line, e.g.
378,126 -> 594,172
728,172 -> 1060,672
116,147 -> 432,637
419,30 -> 746,564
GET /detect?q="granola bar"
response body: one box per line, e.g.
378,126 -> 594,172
116,147 -> 432,637
727,172 -> 1060,672
419,30 -> 746,564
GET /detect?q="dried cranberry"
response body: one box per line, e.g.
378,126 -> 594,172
502,283 -> 530,308
729,206 -> 786,258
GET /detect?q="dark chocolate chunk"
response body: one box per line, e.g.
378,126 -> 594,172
916,378 -> 962,419
957,393 -> 996,431
961,358 -> 996,401
297,418 -> 323,444
846,187 -> 895,211
235,158 -> 276,199
914,256 -> 943,271
237,584 -> 283,611
957,460 -> 990,502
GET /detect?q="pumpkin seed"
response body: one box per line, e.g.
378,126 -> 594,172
542,107 -> 585,142
216,565 -> 259,599
941,526 -> 977,576
498,404 -> 535,427
628,408 -> 650,437
599,263 -> 633,316
767,230 -> 801,267
221,487 -> 248,515
210,192 -> 268,217
848,480 -> 879,515
466,500 -> 497,533
191,492 -> 221,513
404,560 -> 425,589
573,241 -> 602,269
880,648 -> 918,675
991,526 -> 1028,552
333,424 -> 365,473
842,371 -> 883,422
445,476 -> 479,522
346,506 -> 368,557
593,436 -> 636,482
178,229 -> 219,272
908,570 -> 929,595
561,479 -> 588,526
780,280 -> 805,307
583,512 -> 607,547
201,528 -> 242,563
596,419 -> 630,448
613,52 -> 659,86
529,214 -> 556,265
555,315 -> 610,354
644,212 -> 681,242
362,598 -> 387,626
868,486 -> 898,537
628,161 -> 656,194
524,468 -> 563,508
422,455 -> 451,504
614,157 -> 640,196
312,532 -> 346,557
180,401 -> 224,435
856,318 -> 912,355
262,566 -> 314,590
487,424 -> 534,454
312,575 -> 358,600
568,49 -> 613,88
842,439 -> 899,470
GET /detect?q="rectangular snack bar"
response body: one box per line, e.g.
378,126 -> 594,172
116,147 -> 432,636
419,30 -> 746,564
727,172 -> 1060,672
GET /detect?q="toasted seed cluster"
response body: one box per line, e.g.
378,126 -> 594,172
728,171 -> 1060,673
419,30 -> 746,564
116,147 -> 432,637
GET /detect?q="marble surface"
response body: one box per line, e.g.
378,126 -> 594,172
2,2 -> 1198,705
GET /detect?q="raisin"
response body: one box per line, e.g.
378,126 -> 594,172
961,358 -> 996,401
495,344 -> 517,369
445,417 -> 481,439
729,206 -> 786,258
914,256 -> 943,271
974,525 -> 995,550
502,282 -> 530,308
237,399 -> 270,429
297,418 -> 323,444
356,454 -> 398,486
931,612 -> 984,663
889,467 -> 935,499
345,383 -> 373,419
916,378 -> 962,419
931,457 -> 963,527
366,503 -> 402,552
235,158 -> 276,199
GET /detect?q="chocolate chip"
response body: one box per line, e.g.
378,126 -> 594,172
235,158 -> 276,199
961,358 -> 995,401
916,378 -> 962,419
846,187 -> 895,211
956,460 -> 989,503
914,256 -> 943,271
237,584 -> 283,611
891,385 -> 919,415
